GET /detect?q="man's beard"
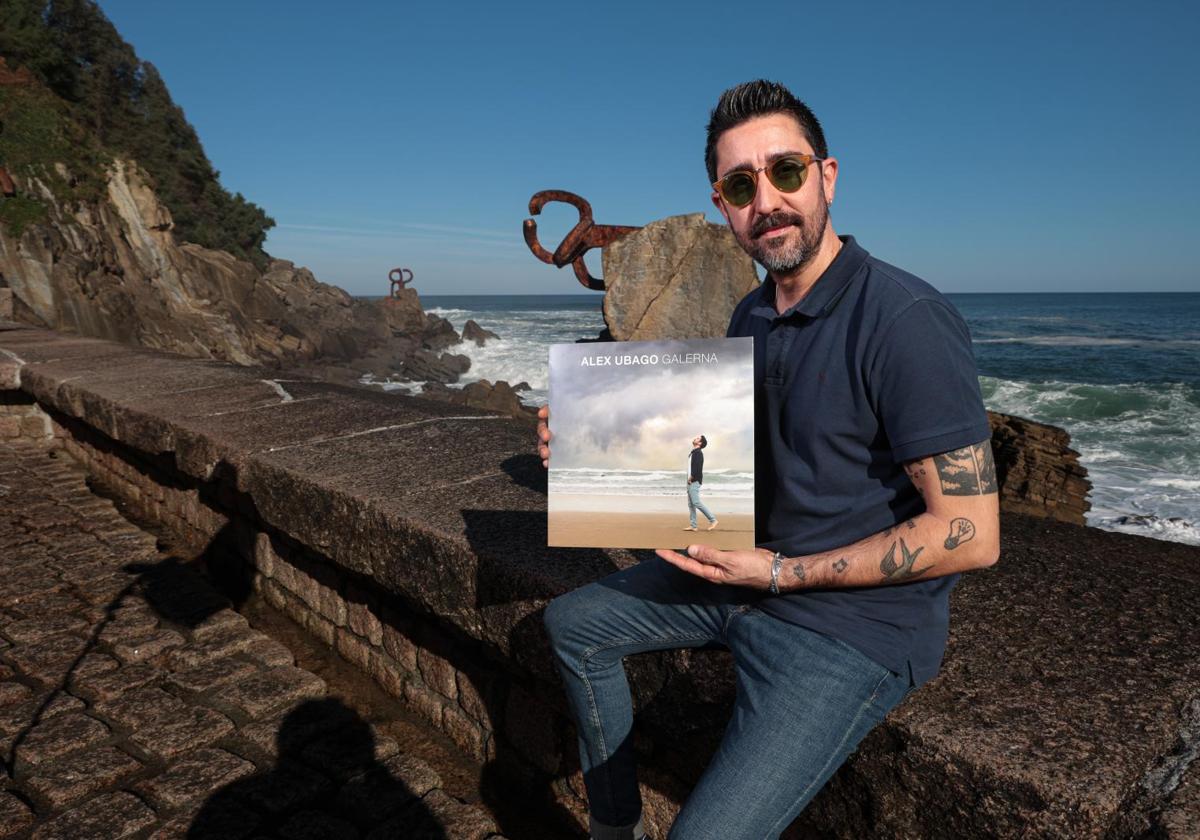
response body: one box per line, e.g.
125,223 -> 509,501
737,196 -> 829,276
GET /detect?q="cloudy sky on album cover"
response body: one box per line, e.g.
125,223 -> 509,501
549,337 -> 754,472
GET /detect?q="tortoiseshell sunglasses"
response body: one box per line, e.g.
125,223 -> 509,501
712,154 -> 825,208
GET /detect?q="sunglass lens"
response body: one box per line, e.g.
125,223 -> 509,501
722,173 -> 756,207
768,157 -> 807,192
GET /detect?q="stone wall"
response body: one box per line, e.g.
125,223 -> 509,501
0,388 -> 51,441
3,321 -> 1198,839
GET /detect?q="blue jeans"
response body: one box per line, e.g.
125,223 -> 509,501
686,482 -> 715,528
543,558 -> 911,840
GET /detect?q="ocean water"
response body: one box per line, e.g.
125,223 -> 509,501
548,467 -> 757,515
364,292 -> 1200,546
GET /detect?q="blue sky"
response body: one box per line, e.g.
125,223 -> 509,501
98,1 -> 1198,296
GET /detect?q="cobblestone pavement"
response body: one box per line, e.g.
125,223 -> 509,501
0,439 -> 506,839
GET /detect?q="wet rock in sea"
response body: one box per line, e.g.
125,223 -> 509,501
402,349 -> 470,384
600,213 -> 760,341
988,411 -> 1092,525
462,319 -> 499,347
420,315 -> 462,352
420,379 -> 536,425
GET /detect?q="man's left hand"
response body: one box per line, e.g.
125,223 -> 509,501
656,545 -> 775,589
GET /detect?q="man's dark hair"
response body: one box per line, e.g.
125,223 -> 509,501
699,435 -> 708,449
704,80 -> 828,184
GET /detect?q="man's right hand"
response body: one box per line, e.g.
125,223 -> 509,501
537,405 -> 552,469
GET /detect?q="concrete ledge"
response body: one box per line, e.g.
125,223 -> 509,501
2,322 -> 1198,838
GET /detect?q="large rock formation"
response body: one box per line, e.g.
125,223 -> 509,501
989,410 -> 1092,524
600,213 -> 760,340
0,160 -> 471,385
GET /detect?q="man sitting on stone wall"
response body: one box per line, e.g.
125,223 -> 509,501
537,79 -> 1001,840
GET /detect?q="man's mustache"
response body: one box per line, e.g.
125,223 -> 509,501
751,212 -> 805,239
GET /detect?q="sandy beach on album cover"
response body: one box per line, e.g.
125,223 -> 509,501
548,336 -> 756,550
549,510 -> 756,551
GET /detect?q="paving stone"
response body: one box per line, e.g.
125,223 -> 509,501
107,601 -> 162,630
95,685 -> 186,729
111,628 -> 185,664
0,570 -> 63,609
338,752 -> 442,827
149,800 -> 262,840
301,730 -> 400,782
137,747 -> 256,811
0,792 -> 35,839
2,590 -> 86,620
98,616 -> 164,646
0,694 -> 85,739
13,712 -> 109,767
133,564 -> 229,625
279,810 -> 360,840
75,573 -> 138,606
3,614 -> 89,644
24,745 -> 143,809
169,627 -> 259,670
241,636 -> 295,668
20,508 -> 79,533
236,701 -> 360,759
71,661 -> 160,703
42,531 -> 104,558
417,789 -> 500,840
55,556 -> 121,583
129,705 -> 236,761
229,763 -> 333,815
3,633 -> 90,683
71,651 -> 120,679
366,789 -> 499,840
190,608 -> 250,643
218,666 -> 325,720
167,656 -> 259,695
0,682 -> 32,706
30,790 -> 156,840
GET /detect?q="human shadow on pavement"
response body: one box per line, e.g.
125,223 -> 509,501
188,697 -> 446,839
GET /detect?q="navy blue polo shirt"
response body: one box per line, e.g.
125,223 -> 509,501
727,235 -> 990,686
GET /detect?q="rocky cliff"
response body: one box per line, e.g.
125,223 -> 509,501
1,159 -> 408,368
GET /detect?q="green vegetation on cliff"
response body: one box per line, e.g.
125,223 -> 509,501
0,0 -> 274,265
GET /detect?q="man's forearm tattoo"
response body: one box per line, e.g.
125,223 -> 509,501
880,537 -> 933,582
832,557 -> 848,574
791,561 -> 806,583
944,517 -> 976,550
933,443 -> 998,496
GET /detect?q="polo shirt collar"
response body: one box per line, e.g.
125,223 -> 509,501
751,235 -> 869,320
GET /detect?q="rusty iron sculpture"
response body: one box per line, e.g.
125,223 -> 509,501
388,267 -> 414,297
523,190 -> 640,290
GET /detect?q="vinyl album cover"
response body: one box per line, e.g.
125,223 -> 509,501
548,336 -> 755,550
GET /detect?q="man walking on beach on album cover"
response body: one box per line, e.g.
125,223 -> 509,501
537,79 -> 1000,839
685,434 -> 718,532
